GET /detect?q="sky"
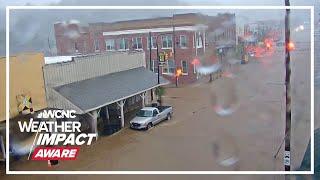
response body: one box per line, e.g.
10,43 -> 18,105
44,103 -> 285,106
1,0 -> 317,6
0,0 -> 318,56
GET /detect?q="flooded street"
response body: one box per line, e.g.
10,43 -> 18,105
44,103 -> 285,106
2,47 -> 310,175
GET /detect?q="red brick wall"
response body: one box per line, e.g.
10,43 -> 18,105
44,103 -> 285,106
54,14 -> 236,84
54,23 -> 89,55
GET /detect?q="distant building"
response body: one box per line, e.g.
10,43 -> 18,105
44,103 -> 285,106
54,13 -> 236,84
243,20 -> 283,42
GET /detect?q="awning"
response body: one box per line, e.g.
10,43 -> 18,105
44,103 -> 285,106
53,67 -> 169,114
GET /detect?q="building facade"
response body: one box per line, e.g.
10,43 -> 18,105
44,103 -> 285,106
0,53 -> 47,122
54,13 -> 236,84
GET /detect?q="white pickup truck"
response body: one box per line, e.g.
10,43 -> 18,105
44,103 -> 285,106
130,106 -> 173,130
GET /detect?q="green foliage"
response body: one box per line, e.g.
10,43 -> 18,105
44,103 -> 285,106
155,86 -> 165,97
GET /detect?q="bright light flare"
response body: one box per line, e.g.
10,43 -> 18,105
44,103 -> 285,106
175,68 -> 182,77
287,42 -> 295,51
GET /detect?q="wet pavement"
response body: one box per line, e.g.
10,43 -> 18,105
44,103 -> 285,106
0,46 -> 313,180
1,48 -> 311,173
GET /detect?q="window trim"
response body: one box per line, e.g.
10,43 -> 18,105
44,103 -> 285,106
118,38 -> 129,51
151,59 -> 158,73
196,33 -> 203,48
179,35 -> 188,48
181,60 -> 188,75
94,39 -> 100,52
162,59 -> 175,75
132,37 -> 143,50
105,39 -> 115,51
147,36 -> 157,49
161,35 -> 173,49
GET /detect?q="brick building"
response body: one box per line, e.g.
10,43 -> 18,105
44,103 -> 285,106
54,13 -> 236,83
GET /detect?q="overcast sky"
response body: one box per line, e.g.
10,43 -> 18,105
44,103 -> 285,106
1,0 -> 317,6
0,0 -> 318,56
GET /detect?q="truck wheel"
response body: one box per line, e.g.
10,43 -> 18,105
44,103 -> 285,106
146,123 -> 153,130
166,113 -> 172,120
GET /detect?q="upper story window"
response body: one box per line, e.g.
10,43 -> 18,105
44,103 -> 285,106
161,35 -> 172,49
105,39 -> 115,51
181,60 -> 188,74
119,38 -> 129,50
94,39 -> 100,51
147,36 -> 157,49
179,35 -> 187,48
194,32 -> 203,48
132,37 -> 143,49
162,59 -> 175,74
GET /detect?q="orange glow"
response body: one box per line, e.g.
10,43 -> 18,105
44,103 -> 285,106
287,42 -> 295,51
266,43 -> 271,48
176,68 -> 182,77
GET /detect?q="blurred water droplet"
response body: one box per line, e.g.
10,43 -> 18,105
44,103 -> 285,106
213,105 -> 234,116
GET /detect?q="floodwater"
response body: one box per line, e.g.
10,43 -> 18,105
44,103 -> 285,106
1,45 -> 312,180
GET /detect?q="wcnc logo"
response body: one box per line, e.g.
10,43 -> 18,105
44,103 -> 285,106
37,110 -> 77,119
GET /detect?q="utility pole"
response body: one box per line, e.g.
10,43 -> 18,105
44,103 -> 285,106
284,0 -> 292,172
157,41 -> 160,84
149,32 -> 154,101
149,32 -> 152,71
172,13 -> 178,87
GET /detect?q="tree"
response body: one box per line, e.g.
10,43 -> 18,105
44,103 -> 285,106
155,86 -> 165,105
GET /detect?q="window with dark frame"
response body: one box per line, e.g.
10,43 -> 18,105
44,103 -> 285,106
147,36 -> 157,49
132,37 -> 143,49
162,35 -> 173,48
180,35 -> 187,48
94,39 -> 99,51
106,39 -> 115,50
181,60 -> 188,74
119,38 -> 129,50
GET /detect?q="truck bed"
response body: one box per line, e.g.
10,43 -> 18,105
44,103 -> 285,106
157,106 -> 172,113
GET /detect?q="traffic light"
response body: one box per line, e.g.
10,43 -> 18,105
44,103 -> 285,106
159,53 -> 165,62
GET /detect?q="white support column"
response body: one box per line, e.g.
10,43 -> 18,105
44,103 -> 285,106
89,110 -> 98,136
140,92 -> 146,107
105,106 -> 109,119
105,106 -> 110,124
116,100 -> 126,128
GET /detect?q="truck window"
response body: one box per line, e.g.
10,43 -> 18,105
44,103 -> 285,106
136,110 -> 153,117
153,109 -> 158,117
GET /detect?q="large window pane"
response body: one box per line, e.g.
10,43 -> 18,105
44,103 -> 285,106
181,60 -> 188,74
106,39 -> 115,50
132,37 -> 143,49
180,35 -> 187,48
119,38 -> 128,50
162,35 -> 172,48
147,36 -> 157,49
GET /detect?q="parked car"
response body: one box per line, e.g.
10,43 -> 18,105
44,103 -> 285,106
130,106 -> 173,130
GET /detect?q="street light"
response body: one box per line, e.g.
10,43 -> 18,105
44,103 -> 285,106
175,68 -> 182,86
